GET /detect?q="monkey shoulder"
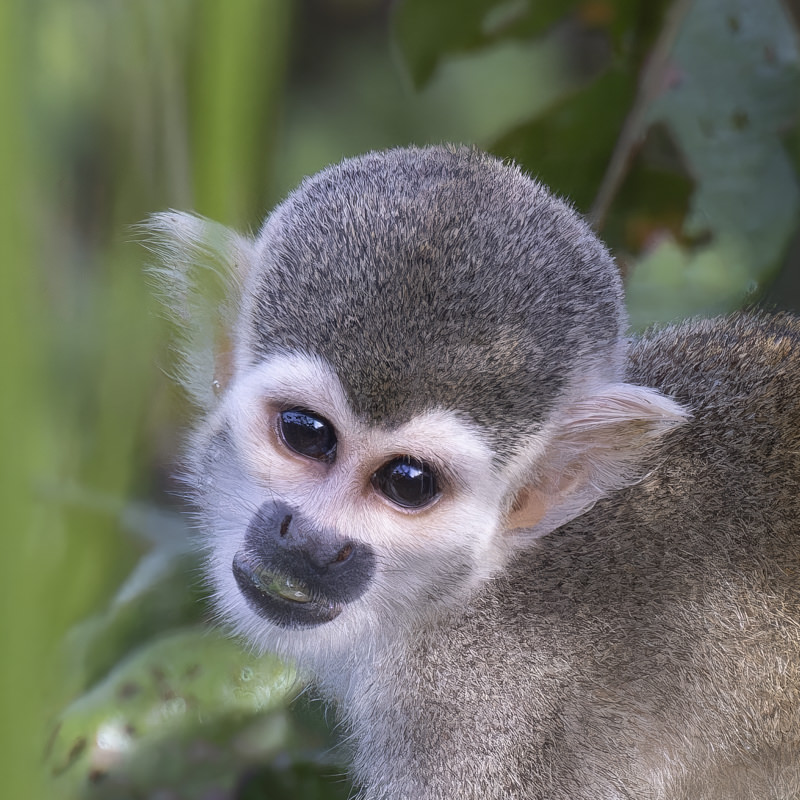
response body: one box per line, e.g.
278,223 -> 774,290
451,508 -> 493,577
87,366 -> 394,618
621,313 -> 800,523
371,314 -> 800,798
410,313 -> 800,775
627,312 -> 800,443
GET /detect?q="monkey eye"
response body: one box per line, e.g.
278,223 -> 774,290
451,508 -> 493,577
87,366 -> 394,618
278,408 -> 337,463
372,456 -> 439,509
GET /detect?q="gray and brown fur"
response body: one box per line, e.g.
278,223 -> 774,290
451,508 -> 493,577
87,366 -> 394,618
349,313 -> 800,799
147,146 -> 800,799
240,146 -> 626,454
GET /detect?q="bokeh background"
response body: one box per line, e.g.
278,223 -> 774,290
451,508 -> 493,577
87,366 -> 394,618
3,1 -> 799,798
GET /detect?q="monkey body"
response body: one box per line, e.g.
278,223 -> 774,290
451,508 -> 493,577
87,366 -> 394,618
343,315 -> 800,799
147,146 -> 800,798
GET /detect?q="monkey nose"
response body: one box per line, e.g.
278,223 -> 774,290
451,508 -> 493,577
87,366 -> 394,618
301,539 -> 356,572
236,501 -> 377,628
249,503 -> 356,573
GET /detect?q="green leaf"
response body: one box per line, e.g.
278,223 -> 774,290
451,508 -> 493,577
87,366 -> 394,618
493,69 -> 636,210
626,234 -> 755,328
393,0 -> 576,89
645,0 -> 800,288
61,506 -> 205,696
48,628 -> 300,798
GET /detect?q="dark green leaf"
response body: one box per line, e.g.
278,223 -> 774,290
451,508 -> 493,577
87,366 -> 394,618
493,69 -> 636,210
393,0 -> 577,89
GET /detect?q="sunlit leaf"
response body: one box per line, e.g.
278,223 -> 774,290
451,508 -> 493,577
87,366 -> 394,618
637,0 -> 800,311
48,628 -> 300,798
626,234 -> 755,328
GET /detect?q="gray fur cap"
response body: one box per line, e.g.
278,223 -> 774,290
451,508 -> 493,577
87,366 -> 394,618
245,145 -> 625,451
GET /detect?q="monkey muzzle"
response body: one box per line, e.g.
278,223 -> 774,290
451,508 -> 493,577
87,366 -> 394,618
232,501 -> 376,629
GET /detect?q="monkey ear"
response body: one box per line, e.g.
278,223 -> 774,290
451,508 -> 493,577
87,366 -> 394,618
141,212 -> 256,410
507,384 -> 688,536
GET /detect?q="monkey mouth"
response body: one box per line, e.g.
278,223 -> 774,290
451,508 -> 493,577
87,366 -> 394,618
232,550 -> 342,628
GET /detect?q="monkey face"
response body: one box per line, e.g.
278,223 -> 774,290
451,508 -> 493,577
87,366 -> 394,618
193,351 -> 510,659
147,147 -> 687,665
193,346 -> 685,663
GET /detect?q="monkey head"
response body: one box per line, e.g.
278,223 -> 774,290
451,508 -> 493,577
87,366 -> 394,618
146,146 -> 686,671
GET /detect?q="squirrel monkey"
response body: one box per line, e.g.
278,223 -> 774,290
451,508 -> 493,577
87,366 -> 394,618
147,146 -> 800,799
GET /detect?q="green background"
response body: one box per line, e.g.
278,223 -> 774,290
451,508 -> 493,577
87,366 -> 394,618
2,1 -> 799,797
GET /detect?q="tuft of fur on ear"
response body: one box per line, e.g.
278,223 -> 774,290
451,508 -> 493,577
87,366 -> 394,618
507,383 -> 689,538
140,212 -> 255,409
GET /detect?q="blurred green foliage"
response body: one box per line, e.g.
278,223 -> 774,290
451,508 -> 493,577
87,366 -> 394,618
2,0 -> 799,798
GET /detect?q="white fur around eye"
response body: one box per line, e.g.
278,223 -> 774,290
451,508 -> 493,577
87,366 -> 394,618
218,350 -> 511,562
224,350 -> 503,495
222,352 -> 354,479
